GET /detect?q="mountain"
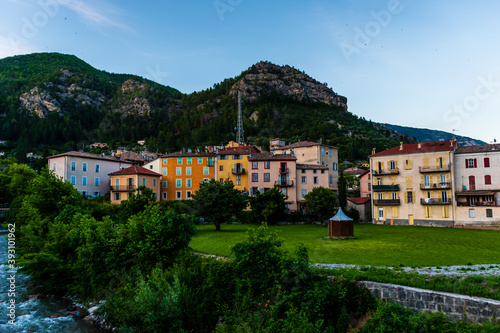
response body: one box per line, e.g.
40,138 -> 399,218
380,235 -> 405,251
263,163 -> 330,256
0,52 -> 414,161
381,124 -> 486,146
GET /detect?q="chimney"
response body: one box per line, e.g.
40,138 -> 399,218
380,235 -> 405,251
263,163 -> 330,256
449,140 -> 454,147
417,143 -> 422,149
372,148 -> 376,155
399,142 -> 404,150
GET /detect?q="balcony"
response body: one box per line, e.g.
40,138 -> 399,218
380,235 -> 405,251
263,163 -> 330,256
275,180 -> 294,187
419,164 -> 451,173
372,168 -> 399,176
111,185 -> 136,192
420,182 -> 452,190
372,185 -> 400,192
373,199 -> 400,206
279,167 -> 290,175
420,198 -> 452,205
231,167 -> 246,175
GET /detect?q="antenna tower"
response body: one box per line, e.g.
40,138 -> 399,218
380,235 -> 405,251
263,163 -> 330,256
236,91 -> 244,144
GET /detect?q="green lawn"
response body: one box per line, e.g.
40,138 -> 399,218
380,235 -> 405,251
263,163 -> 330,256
190,224 -> 500,267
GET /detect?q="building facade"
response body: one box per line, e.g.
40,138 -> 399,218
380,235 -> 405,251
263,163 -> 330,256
454,145 -> 500,226
160,152 -> 216,201
109,166 -> 161,204
296,164 -> 329,212
369,141 -> 457,226
272,140 -> 339,191
48,151 -> 133,197
217,145 -> 260,193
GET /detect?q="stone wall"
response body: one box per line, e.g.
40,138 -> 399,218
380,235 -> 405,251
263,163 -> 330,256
357,280 -> 500,324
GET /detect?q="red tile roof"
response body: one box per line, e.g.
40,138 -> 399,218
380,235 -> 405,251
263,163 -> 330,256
343,168 -> 369,177
109,165 -> 161,176
370,141 -> 456,157
275,140 -> 338,150
347,197 -> 371,204
162,152 -> 216,158
296,163 -> 328,170
50,151 -> 126,162
218,146 -> 260,155
248,152 -> 296,161
455,144 -> 500,154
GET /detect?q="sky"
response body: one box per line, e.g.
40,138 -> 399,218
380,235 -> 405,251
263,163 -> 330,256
2,0 -> 500,143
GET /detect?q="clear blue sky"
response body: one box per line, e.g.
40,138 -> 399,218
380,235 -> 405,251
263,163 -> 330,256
2,0 -> 500,143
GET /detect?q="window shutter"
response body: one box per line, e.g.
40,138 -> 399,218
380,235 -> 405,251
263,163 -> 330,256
396,160 -> 399,169
404,192 -> 408,203
420,175 -> 424,187
387,161 -> 390,169
465,159 -> 468,168
474,158 -> 477,168
412,191 -> 416,202
485,158 -> 490,168
436,158 -> 440,168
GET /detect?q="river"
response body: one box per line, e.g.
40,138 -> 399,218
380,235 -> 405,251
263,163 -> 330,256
0,231 -> 100,333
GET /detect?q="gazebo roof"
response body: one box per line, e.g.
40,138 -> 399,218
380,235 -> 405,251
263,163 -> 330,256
329,208 -> 353,221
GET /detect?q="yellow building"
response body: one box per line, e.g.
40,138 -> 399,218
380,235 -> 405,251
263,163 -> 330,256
217,145 -> 260,193
109,166 -> 161,204
369,141 -> 457,226
159,152 -> 216,201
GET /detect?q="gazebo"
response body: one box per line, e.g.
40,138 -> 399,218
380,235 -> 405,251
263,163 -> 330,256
328,208 -> 354,238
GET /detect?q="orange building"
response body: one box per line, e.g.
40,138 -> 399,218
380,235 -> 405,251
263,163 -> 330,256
109,166 -> 161,204
160,152 -> 216,201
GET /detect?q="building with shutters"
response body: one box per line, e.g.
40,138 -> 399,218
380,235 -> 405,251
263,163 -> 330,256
109,166 -> 161,204
216,144 -> 260,194
369,141 -> 457,226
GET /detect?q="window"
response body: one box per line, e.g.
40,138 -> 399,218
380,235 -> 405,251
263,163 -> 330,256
82,162 -> 87,172
466,158 -> 477,168
485,175 -> 492,185
203,167 -> 209,175
162,181 -> 167,188
376,178 -> 381,185
162,168 -> 167,176
407,191 -> 413,203
441,191 -> 448,203
198,157 -> 203,164
233,155 -> 242,160
486,209 -> 493,218
301,169 -> 306,174
162,192 -> 167,200
187,158 -> 192,165
368,183 -> 371,191
95,164 -> 100,173
281,187 -> 287,196
264,161 -> 270,169
176,167 -> 182,176
177,158 -> 183,164
114,193 -> 121,201
333,163 -> 338,171
252,173 -> 258,182
236,175 -> 241,186
71,161 -> 76,171
424,175 -> 430,188
220,166 -> 223,171
153,179 -> 156,187
313,169 -> 317,174
163,159 -> 168,165
186,191 -> 192,199
252,161 -> 258,169
390,160 -> 396,170
71,176 -> 76,185
405,159 -> 412,170
176,191 -> 182,200
329,150 -> 332,157
391,192 -> 397,200
186,167 -> 192,176
52,162 -> 56,171
94,177 -> 100,186
82,177 -> 87,186
202,178 -> 210,183
313,176 -> 318,184
264,173 -> 270,182
329,174 -> 333,183
251,187 -> 258,196
377,193 -> 383,200
378,208 -> 384,221
469,209 -> 475,218
176,179 -> 182,187
219,155 -> 227,160
186,179 -> 192,187
301,176 -> 307,184
150,165 -> 153,169
143,177 -> 146,186
301,189 -> 307,198
321,148 -> 324,156
321,170 -> 325,174
484,157 -> 490,168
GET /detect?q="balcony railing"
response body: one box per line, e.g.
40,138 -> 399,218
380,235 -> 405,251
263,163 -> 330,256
456,202 -> 499,207
110,185 -> 136,191
372,168 -> 399,176
279,167 -> 290,175
372,185 -> 400,192
275,180 -> 294,187
420,182 -> 452,190
231,168 -> 246,175
419,164 -> 451,173
373,199 -> 400,206
420,198 -> 451,205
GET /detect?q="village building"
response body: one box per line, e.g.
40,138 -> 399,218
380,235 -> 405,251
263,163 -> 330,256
109,166 -> 161,204
216,143 -> 260,194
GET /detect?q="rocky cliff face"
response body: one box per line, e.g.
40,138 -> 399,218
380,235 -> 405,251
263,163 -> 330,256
230,62 -> 347,109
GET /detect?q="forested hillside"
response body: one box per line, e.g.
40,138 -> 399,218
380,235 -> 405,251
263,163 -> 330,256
0,52 -> 415,161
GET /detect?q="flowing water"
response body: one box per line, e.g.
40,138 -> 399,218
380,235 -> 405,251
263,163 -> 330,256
0,231 -> 99,333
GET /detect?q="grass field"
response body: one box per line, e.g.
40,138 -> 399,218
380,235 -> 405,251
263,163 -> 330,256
190,223 -> 500,267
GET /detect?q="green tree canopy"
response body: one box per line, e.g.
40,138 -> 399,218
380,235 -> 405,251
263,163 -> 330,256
192,179 -> 247,231
249,187 -> 287,224
303,186 -> 337,223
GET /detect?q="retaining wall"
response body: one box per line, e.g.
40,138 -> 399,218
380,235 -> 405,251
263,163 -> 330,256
357,280 -> 500,324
